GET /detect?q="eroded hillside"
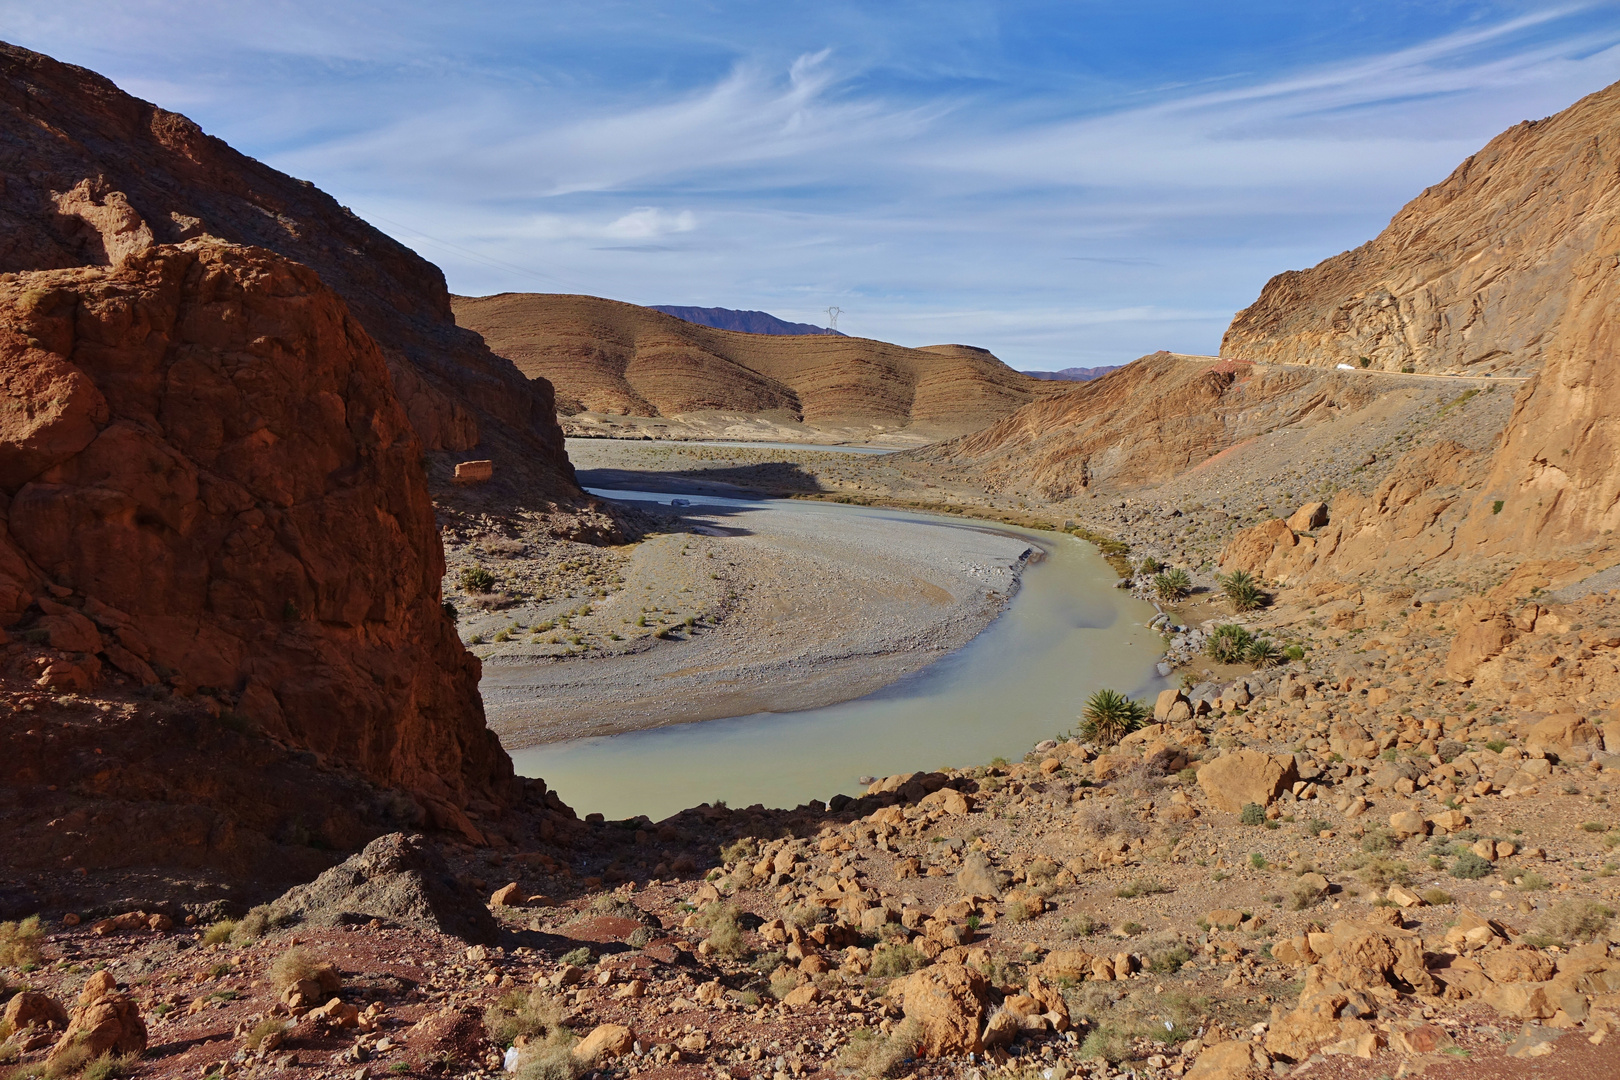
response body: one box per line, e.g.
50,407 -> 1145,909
1223,78 -> 1620,377
452,293 -> 1053,444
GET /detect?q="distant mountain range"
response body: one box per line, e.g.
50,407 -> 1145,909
650,305 -> 844,336
1021,365 -> 1123,381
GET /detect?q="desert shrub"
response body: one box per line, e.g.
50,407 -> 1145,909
1062,914 -> 1101,937
558,947 -> 592,967
269,946 -> 329,993
484,988 -> 569,1048
1518,871 -> 1551,891
1004,898 -> 1036,923
0,917 -> 43,969
244,1019 -> 287,1051
701,907 -> 749,960
42,1040 -> 93,1080
1079,689 -> 1149,746
719,838 -> 758,865
769,972 -> 803,1000
514,1039 -> 581,1080
1080,1025 -> 1134,1063
1115,877 -> 1171,899
1140,932 -> 1191,973
1239,803 -> 1265,826
868,944 -> 927,979
1527,899 -> 1615,946
1137,557 -> 1164,575
1245,638 -> 1281,668
786,903 -> 828,931
200,920 -> 237,947
1355,856 -> 1411,888
1207,624 -> 1257,664
1446,852 -> 1491,879
231,904 -> 294,944
1153,569 -> 1191,601
1288,880 -> 1325,911
459,567 -> 496,593
837,1020 -> 920,1079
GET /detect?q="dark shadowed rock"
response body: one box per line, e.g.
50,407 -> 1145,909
271,833 -> 498,943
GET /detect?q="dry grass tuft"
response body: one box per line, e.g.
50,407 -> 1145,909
0,917 -> 43,969
837,1020 -> 920,1079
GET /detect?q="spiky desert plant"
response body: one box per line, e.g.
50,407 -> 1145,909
1137,556 -> 1163,575
1153,569 -> 1192,601
1244,637 -> 1281,668
1079,690 -> 1149,746
1217,569 -> 1267,612
1207,624 -> 1256,664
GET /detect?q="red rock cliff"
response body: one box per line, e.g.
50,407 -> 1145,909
0,241 -> 510,831
0,40 -> 577,503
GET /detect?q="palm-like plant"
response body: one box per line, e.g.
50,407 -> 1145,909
1207,624 -> 1257,664
1079,689 -> 1149,746
1153,569 -> 1192,601
1245,637 -> 1281,668
1137,556 -> 1164,575
1218,569 -> 1267,612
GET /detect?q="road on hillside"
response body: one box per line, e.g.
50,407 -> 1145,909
1178,354 -> 1530,384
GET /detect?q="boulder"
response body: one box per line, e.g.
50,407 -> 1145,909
1527,713 -> 1600,749
1154,688 -> 1188,722
893,963 -> 989,1057
1445,612 -> 1516,682
1196,750 -> 1299,812
490,883 -> 524,907
1484,981 -> 1557,1019
1287,502 -> 1329,532
47,993 -> 146,1064
452,460 -> 493,484
781,983 -> 820,1007
572,1023 -> 634,1063
1388,811 -> 1428,838
2,991 -> 68,1032
1187,1039 -> 1269,1080
270,832 -> 499,943
918,787 -> 971,815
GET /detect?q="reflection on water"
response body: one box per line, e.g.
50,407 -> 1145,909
508,503 -> 1168,822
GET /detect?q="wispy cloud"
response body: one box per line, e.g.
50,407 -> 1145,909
7,2 -> 1620,366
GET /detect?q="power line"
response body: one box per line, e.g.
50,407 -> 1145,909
824,305 -> 842,331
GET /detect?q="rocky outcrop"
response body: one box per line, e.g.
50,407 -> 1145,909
1223,79 -> 1620,376
912,354 -> 1384,499
269,833 -> 499,943
0,41 -> 579,508
0,241 -> 509,826
1195,750 -> 1298,813
891,963 -> 989,1057
452,293 -> 1046,437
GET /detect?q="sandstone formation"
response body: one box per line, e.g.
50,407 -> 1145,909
0,241 -> 508,827
1223,79 -> 1620,376
451,293 -> 1048,439
913,353 -> 1384,499
0,41 -> 578,506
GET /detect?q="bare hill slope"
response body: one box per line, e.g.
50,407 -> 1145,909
453,293 -> 1049,442
1223,78 -> 1620,377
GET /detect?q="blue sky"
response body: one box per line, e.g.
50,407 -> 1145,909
5,2 -> 1620,369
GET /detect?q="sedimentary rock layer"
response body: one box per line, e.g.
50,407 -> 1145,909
452,293 -> 1046,436
1223,79 -> 1620,376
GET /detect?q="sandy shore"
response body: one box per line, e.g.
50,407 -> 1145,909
479,489 -> 1037,747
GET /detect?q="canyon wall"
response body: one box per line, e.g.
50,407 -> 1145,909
1,242 -> 510,832
0,41 -> 577,504
1222,79 -> 1620,377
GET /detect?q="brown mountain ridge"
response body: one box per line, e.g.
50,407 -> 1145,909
452,292 -> 1055,442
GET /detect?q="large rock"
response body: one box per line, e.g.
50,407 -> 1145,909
1187,1040 -> 1269,1080
892,963 -> 989,1057
0,242 -> 510,829
572,1023 -> 634,1063
1526,713 -> 1601,750
270,832 -> 499,943
1286,501 -> 1329,531
3,991 -> 68,1032
47,980 -> 145,1065
1445,610 -> 1517,683
1196,750 -> 1299,812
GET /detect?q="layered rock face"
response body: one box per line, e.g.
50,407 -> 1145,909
0,41 -> 576,501
914,353 -> 1381,499
0,241 -> 510,825
452,292 -> 1046,436
1223,79 -> 1620,376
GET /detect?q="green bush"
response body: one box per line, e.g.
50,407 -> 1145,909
868,944 -> 927,978
459,566 -> 496,593
1079,689 -> 1149,746
1245,638 -> 1281,667
1239,803 -> 1265,826
485,988 -> 569,1048
1451,852 -> 1493,879
1217,570 -> 1268,612
0,916 -> 43,969
1208,624 -> 1257,664
1153,569 -> 1191,601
